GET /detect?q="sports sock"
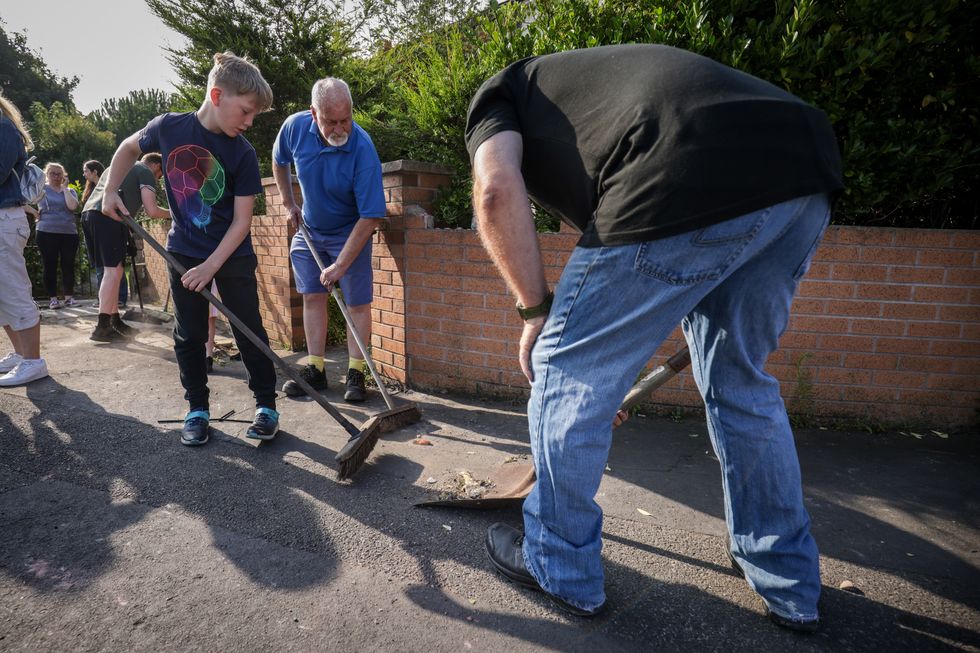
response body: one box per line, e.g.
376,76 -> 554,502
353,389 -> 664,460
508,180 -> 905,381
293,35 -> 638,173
308,355 -> 325,372
348,357 -> 365,372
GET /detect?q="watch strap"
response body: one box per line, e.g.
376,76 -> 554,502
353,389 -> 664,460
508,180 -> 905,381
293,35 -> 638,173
517,291 -> 553,321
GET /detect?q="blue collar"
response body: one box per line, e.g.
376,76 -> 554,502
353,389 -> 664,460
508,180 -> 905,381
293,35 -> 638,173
306,117 -> 355,153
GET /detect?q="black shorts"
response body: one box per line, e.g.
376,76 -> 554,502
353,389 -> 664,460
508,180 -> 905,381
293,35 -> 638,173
85,210 -> 129,268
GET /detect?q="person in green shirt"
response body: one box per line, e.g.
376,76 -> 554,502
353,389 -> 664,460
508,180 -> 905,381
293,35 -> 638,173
82,153 -> 169,342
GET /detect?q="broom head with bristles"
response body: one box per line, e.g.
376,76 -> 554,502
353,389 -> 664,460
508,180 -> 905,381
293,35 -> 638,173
335,403 -> 423,480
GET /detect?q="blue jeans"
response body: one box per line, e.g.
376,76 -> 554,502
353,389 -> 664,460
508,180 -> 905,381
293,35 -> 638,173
522,193 -> 830,620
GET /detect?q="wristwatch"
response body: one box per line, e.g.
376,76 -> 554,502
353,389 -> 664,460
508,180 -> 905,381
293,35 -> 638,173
517,291 -> 553,321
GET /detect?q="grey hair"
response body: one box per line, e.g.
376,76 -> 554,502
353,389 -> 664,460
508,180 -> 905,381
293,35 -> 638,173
311,78 -> 353,110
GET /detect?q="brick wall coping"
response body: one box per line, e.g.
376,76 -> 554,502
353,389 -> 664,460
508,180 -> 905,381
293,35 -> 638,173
381,160 -> 454,175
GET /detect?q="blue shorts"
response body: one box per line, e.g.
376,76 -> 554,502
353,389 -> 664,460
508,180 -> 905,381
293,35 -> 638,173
289,228 -> 374,306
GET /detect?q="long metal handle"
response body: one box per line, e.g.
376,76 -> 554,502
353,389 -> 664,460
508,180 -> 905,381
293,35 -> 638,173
297,222 -> 397,410
122,213 -> 360,437
621,347 -> 691,412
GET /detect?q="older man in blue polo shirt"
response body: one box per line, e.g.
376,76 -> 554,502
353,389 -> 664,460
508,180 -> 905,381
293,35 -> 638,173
272,77 -> 386,402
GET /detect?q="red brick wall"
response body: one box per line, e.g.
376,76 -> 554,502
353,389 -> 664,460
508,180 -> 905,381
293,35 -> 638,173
138,205 -> 301,349
395,223 -> 980,429
137,161 -> 980,428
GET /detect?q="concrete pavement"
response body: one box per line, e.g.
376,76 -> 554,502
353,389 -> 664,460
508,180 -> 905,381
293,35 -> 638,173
1,300 -> 978,651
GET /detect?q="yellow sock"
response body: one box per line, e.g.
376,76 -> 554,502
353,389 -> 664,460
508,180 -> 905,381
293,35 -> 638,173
308,355 -> 324,372
348,357 -> 365,372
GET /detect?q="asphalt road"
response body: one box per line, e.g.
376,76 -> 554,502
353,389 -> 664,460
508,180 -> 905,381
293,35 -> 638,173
1,302 -> 978,651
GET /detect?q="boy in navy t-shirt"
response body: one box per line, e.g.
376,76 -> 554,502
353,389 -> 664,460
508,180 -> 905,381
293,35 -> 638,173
101,51 -> 279,446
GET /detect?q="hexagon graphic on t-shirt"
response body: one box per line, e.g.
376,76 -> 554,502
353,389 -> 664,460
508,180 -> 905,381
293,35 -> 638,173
166,145 -> 226,229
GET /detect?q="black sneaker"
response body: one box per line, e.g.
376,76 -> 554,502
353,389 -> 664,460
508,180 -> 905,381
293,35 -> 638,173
282,364 -> 327,397
246,407 -> 279,440
111,314 -> 138,337
181,410 -> 210,446
344,368 -> 367,403
90,323 -> 129,343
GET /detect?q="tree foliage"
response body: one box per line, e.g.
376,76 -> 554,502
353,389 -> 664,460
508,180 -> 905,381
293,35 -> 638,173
29,102 -> 116,187
386,0 -> 979,229
0,22 -> 77,121
145,0 -> 361,175
92,89 -> 179,146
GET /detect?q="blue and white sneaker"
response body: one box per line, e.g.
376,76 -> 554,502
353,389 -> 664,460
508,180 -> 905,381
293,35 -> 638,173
181,409 -> 210,446
245,407 -> 279,441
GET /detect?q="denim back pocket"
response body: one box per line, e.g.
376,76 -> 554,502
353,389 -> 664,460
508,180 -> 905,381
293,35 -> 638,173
634,212 -> 768,285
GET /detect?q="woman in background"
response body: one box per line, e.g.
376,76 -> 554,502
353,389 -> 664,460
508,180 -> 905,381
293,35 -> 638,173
0,89 -> 48,386
80,160 -> 127,306
80,160 -> 104,206
35,162 -> 79,309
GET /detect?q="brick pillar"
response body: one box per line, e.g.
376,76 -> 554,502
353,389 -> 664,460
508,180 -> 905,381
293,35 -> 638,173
372,160 -> 452,385
256,177 -> 303,349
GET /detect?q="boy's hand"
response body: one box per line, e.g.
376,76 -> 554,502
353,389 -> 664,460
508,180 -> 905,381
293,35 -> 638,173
181,261 -> 218,292
101,192 -> 127,222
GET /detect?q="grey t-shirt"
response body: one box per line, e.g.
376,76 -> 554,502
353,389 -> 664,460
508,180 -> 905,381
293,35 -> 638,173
36,186 -> 79,234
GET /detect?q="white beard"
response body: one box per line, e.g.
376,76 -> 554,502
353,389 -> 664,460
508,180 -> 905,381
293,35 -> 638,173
327,132 -> 349,147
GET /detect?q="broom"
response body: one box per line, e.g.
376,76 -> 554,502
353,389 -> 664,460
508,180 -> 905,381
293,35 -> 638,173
297,222 -> 422,479
121,212 -> 395,480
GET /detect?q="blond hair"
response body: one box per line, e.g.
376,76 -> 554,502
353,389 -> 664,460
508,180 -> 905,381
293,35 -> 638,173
0,90 -> 34,151
207,51 -> 273,112
43,162 -> 66,176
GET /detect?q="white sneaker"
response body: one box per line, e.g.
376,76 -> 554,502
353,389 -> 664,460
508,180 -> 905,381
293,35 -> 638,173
0,359 -> 49,386
49,298 -> 62,310
0,352 -> 24,373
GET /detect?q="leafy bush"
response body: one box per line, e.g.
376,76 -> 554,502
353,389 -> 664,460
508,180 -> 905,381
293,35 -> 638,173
382,0 -> 978,229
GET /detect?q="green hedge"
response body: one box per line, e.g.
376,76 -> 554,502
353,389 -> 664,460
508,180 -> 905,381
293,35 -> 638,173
360,0 -> 977,230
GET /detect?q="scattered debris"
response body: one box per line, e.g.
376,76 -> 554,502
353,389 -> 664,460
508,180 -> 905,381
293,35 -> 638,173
442,524 -> 452,532
637,508 -> 652,516
839,580 -> 864,595
425,469 -> 497,502
413,438 -> 433,446
426,477 -> 437,484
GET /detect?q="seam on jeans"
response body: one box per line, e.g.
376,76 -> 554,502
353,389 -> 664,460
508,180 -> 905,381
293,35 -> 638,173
535,246 -> 601,413
685,326 -> 736,531
635,211 -> 769,284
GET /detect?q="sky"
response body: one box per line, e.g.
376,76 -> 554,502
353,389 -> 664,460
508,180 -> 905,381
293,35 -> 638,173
3,1 -> 188,114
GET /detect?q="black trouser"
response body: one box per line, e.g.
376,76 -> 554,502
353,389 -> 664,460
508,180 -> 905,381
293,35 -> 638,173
36,231 -> 79,297
169,252 -> 277,412
82,211 -> 128,303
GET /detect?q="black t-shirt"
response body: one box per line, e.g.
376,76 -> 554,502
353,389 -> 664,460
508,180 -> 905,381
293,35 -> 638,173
465,44 -> 843,246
